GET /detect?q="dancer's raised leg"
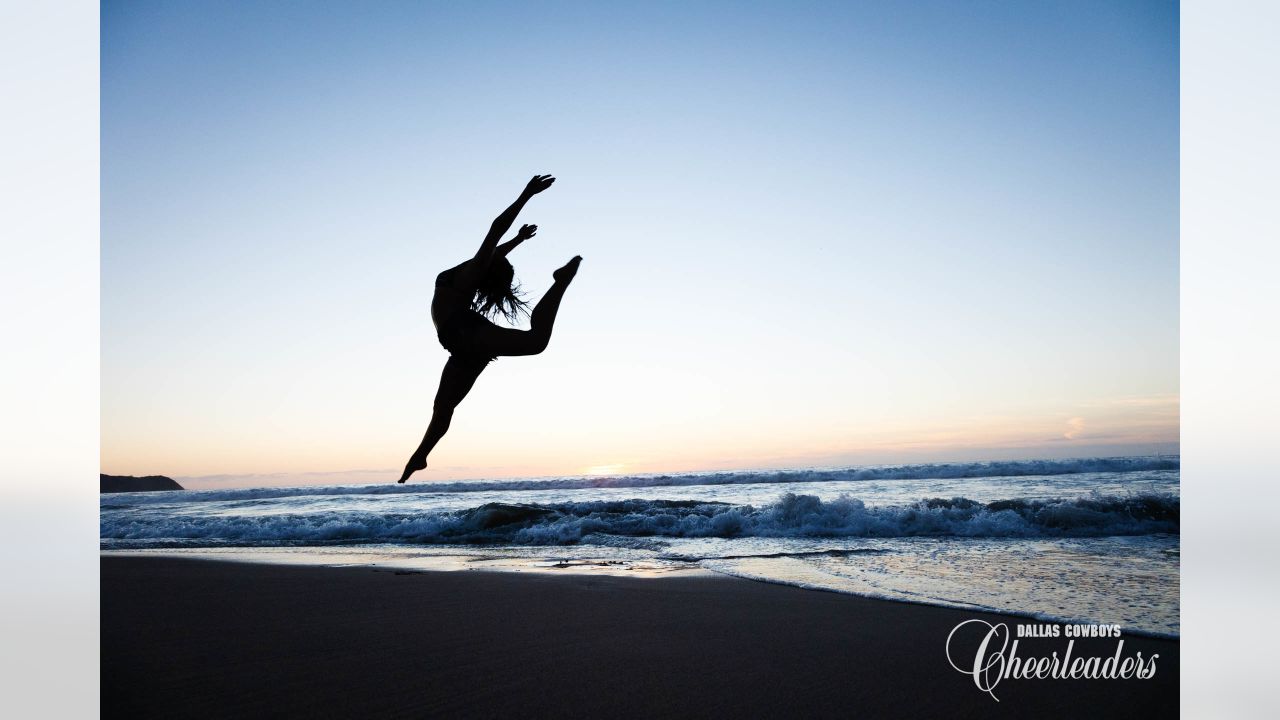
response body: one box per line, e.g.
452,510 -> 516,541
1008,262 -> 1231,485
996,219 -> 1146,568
470,256 -> 582,357
530,255 -> 581,347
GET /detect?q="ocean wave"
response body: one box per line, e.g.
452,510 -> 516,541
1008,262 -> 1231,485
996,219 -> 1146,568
110,456 -> 1179,505
100,491 -> 1179,548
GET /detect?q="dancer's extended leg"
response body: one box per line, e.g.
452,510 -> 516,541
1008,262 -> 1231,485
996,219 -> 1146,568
472,256 -> 582,357
398,355 -> 488,483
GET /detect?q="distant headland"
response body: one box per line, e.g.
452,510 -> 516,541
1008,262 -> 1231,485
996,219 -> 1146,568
100,474 -> 184,493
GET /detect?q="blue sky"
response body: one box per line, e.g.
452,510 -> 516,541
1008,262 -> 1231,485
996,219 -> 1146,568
101,0 -> 1178,486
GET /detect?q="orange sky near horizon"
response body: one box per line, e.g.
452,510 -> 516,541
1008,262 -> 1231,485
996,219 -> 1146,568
103,393 -> 1179,489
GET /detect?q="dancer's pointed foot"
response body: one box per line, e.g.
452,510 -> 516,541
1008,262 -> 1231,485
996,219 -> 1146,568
553,255 -> 582,284
398,455 -> 426,484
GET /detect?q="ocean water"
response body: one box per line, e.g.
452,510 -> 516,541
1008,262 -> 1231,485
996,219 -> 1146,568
100,456 -> 1180,636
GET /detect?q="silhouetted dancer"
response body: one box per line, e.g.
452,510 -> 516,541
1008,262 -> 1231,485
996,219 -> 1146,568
399,174 -> 581,483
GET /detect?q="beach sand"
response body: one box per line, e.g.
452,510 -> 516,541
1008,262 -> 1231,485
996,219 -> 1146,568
102,557 -> 1177,719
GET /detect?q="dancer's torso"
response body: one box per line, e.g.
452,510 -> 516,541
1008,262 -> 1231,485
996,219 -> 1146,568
431,260 -> 475,330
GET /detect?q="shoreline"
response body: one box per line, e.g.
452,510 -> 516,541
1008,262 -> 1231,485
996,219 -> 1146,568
102,556 -> 1178,718
100,548 -> 1180,639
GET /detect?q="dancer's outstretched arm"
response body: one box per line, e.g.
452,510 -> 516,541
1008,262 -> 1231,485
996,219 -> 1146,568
496,223 -> 538,258
463,175 -> 554,284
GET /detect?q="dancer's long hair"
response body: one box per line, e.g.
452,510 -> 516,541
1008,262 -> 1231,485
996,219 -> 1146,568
472,257 -> 530,323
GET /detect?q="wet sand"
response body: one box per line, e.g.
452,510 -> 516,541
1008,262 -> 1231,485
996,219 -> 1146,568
101,557 -> 1178,719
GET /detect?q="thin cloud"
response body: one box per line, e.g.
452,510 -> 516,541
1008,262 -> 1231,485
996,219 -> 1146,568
1064,417 -> 1086,440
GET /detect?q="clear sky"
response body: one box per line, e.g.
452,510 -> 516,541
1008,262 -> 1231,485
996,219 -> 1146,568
102,0 -> 1178,488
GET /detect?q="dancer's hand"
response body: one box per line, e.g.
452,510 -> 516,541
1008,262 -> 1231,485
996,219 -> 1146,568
523,174 -> 555,196
515,223 -> 538,241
